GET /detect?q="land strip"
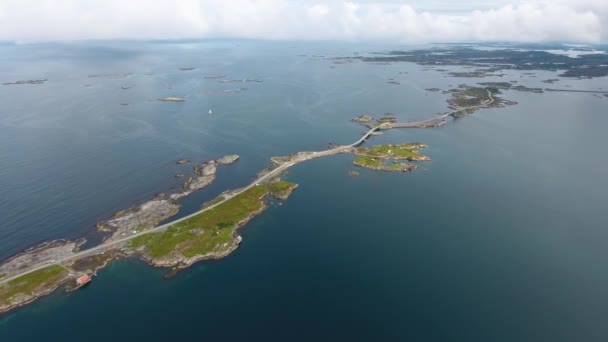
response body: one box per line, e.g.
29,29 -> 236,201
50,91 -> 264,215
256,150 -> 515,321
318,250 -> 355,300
0,86 -> 499,314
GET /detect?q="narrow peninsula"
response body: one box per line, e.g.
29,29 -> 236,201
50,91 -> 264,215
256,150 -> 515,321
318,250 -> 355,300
0,82 -> 506,315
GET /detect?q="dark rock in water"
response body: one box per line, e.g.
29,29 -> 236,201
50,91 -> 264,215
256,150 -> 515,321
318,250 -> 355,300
401,163 -> 418,172
88,73 -> 133,78
121,86 -> 130,90
163,265 -> 184,279
120,103 -> 129,106
179,67 -> 196,71
3,79 -> 47,85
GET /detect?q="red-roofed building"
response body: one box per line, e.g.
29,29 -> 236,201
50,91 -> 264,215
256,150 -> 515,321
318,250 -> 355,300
76,274 -> 91,286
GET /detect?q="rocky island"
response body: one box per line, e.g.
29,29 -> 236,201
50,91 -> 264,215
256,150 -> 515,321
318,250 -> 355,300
338,44 -> 608,79
0,176 -> 296,314
158,97 -> 185,102
3,79 -> 48,85
129,179 -> 297,268
98,155 -> 240,242
352,115 -> 374,123
353,143 -> 429,172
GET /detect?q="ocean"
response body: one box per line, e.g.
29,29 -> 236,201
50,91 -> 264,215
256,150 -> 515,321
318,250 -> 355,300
1,40 -> 608,341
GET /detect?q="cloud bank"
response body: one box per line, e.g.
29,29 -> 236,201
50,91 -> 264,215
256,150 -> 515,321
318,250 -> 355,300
0,0 -> 606,43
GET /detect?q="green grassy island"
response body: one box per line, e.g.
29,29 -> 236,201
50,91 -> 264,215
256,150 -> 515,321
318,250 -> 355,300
355,143 -> 429,161
0,265 -> 69,311
352,115 -> 373,123
353,143 -> 429,172
129,180 -> 297,267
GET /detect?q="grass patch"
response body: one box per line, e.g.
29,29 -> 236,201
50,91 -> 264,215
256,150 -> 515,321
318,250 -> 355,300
376,117 -> 397,123
0,266 -> 67,304
201,195 -> 225,209
131,181 -> 297,260
130,233 -> 155,249
356,143 -> 426,160
353,115 -> 373,123
0,274 -> 5,280
450,87 -> 492,107
354,157 -> 382,168
388,163 -> 403,171
354,143 -> 428,172
70,251 -> 119,273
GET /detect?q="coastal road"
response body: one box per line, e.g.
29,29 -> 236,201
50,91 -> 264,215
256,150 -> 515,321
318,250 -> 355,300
0,90 -> 494,285
386,89 -> 495,129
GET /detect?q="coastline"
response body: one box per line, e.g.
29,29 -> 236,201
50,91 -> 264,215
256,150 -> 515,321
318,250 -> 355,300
0,83 -> 502,315
135,183 -> 298,269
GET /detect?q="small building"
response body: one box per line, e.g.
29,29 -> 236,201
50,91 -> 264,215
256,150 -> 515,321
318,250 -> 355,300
76,274 -> 91,286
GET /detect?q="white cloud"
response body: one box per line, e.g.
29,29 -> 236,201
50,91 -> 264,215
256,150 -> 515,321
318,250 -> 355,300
0,0 -> 605,43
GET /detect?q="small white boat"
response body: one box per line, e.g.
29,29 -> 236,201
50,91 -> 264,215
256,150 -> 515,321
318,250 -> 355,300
209,109 -> 212,114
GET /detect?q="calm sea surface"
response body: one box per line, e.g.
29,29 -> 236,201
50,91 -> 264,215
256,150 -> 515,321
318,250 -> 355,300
1,41 -> 608,341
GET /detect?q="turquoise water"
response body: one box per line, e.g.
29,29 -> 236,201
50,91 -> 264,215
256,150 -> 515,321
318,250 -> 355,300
1,41 -> 608,341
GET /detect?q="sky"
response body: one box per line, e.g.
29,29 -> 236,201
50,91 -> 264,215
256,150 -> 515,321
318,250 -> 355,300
0,0 -> 606,43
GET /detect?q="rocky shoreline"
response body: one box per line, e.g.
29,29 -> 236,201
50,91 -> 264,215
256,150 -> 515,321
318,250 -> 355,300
353,159 -> 419,172
352,143 -> 430,173
0,137 -> 438,315
136,204 -> 261,269
1,136 -> 430,316
98,155 -> 240,242
0,270 -> 73,315
131,181 -> 298,271
0,154 -> 241,314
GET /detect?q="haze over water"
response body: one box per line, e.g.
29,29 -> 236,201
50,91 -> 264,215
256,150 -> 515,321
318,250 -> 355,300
1,41 -> 608,341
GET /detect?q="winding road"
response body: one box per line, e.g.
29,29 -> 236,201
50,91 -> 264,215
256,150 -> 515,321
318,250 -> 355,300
0,89 -> 495,286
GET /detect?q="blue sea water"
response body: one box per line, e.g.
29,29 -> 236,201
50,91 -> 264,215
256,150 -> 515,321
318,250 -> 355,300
1,41 -> 608,341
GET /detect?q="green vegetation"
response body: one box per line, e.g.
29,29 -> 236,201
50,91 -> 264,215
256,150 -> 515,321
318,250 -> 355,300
354,157 -> 382,169
0,266 -> 67,304
131,233 -> 155,249
129,181 -> 297,260
0,274 -> 5,280
376,117 -> 397,123
450,87 -> 492,107
486,87 -> 500,95
387,162 -> 403,171
356,143 -> 427,160
478,82 -> 512,89
352,115 -> 373,123
201,195 -> 225,209
271,180 -> 296,197
353,143 -> 428,172
70,251 -> 120,273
